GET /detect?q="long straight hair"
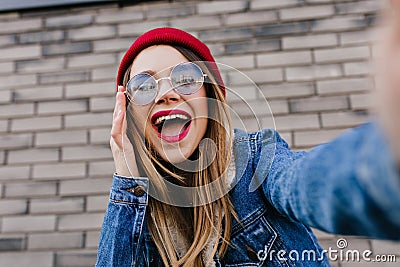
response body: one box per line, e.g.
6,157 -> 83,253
123,46 -> 235,266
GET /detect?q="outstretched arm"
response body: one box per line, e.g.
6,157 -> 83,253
261,122 -> 400,240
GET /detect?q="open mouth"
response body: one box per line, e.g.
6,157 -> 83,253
151,109 -> 192,143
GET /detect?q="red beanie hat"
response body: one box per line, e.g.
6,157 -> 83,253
117,27 -> 225,96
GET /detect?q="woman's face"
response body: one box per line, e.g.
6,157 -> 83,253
128,45 -> 208,163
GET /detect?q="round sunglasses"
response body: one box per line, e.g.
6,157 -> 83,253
125,62 -> 207,105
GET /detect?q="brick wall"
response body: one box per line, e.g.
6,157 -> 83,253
0,0 -> 399,266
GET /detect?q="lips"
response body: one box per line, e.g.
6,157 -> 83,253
151,109 -> 192,143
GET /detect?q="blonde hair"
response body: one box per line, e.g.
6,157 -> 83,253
123,46 -> 235,266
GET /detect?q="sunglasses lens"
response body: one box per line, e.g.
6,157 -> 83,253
171,62 -> 204,95
127,74 -> 157,105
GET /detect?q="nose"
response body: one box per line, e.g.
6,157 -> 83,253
154,78 -> 181,104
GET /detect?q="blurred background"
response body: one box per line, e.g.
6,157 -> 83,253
0,0 -> 398,266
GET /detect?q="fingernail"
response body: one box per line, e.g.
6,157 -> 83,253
118,86 -> 124,92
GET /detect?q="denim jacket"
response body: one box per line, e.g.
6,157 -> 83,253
96,122 -> 400,267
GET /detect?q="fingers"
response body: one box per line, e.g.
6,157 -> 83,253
111,86 -> 127,149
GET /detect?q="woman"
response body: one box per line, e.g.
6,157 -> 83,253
95,25 -> 400,266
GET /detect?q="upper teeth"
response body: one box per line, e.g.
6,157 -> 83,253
154,114 -> 189,125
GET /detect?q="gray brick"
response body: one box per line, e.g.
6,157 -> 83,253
255,22 -> 309,37
85,231 -> 100,248
68,53 -> 116,69
170,16 -> 221,30
0,236 -> 25,251
290,96 -> 349,113
0,62 -> 14,74
0,45 -> 41,61
216,55 -> 255,69
317,78 -> 372,95
0,120 -> 8,132
251,0 -> 299,10
371,240 -> 400,255
68,25 -> 116,41
0,165 -> 30,181
336,0 -> 384,15
0,133 -> 32,149
225,39 -> 280,54
147,3 -> 195,18
340,31 -> 373,45
58,213 -> 104,230
93,37 -> 135,52
7,148 -> 59,164
38,100 -> 87,115
60,178 -> 111,196
263,114 -> 320,131
0,199 -> 27,215
11,116 -> 62,132
46,14 -> 93,28
198,1 -> 246,15
92,66 -> 118,81
14,86 -> 63,102
0,74 -> 37,90
350,93 -> 371,110
62,145 -> 112,161
226,84 -> 258,103
28,232 -> 83,249
90,128 -> 110,145
90,96 -> 114,112
18,30 -> 64,44
87,195 -> 108,212
312,16 -> 367,32
0,90 -> 12,103
280,6 -> 334,21
0,35 -> 15,47
283,33 -> 337,49
5,181 -> 57,197
314,46 -> 370,63
30,197 -> 84,214
65,112 -> 111,129
32,162 -> 86,180
38,71 -> 89,84
286,64 -> 342,81
2,215 -> 56,233
0,103 -> 34,119
0,252 -> 53,267
344,61 -> 370,76
56,251 -> 97,267
321,111 -> 369,128
202,28 -> 254,42
0,18 -> 42,34
89,160 -> 114,177
96,9 -> 144,24
225,11 -> 277,26
66,81 -> 115,98
257,51 -> 312,67
261,82 -> 315,99
295,129 -> 345,147
42,42 -> 91,56
16,58 -> 65,73
226,99 -> 274,118
118,21 -> 168,37
36,130 -> 87,147
229,68 -> 283,85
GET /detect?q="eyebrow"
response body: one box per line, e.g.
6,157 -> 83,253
139,70 -> 156,76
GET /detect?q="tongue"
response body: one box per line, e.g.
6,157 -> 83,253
160,120 -> 187,137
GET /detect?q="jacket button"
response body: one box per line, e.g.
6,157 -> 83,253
127,185 -> 146,197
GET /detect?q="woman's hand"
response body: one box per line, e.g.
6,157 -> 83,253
110,86 -> 140,177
